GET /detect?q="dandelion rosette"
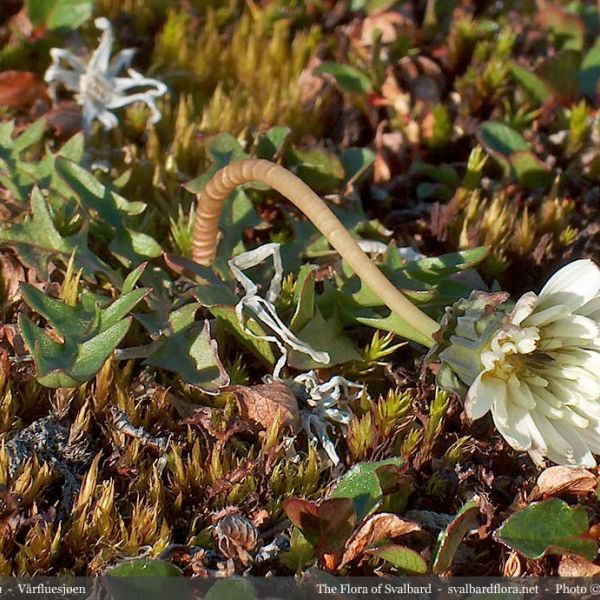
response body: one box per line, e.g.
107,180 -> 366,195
436,259 -> 600,467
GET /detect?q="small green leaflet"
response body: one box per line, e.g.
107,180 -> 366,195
495,498 -> 597,561
25,0 -> 93,30
432,500 -> 480,574
331,458 -> 404,521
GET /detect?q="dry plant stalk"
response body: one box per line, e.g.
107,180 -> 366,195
192,159 -> 439,346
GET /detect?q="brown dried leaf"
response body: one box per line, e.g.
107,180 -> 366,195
558,555 -> 600,577
396,56 -> 444,104
339,513 -> 421,567
45,102 -> 82,137
0,252 -> 24,309
361,12 -> 413,46
227,383 -> 300,432
300,56 -> 327,107
532,466 -> 597,499
0,71 -> 47,108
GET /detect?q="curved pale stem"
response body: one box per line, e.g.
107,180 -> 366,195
192,159 -> 440,347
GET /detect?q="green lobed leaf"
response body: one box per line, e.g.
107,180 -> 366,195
20,314 -> 132,388
25,0 -> 93,30
19,282 -> 148,388
0,188 -> 118,284
367,544 -> 428,574
508,61 -> 552,105
55,158 -> 162,267
536,50 -> 581,103
144,316 -> 230,394
287,310 -> 360,369
314,62 -> 373,94
432,500 -> 480,574
286,146 -> 346,193
495,498 -> 597,560
331,458 -> 404,522
256,126 -> 292,160
579,38 -> 600,100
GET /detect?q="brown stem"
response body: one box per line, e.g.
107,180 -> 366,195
192,159 -> 439,347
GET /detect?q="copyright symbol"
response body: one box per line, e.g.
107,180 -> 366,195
590,583 -> 600,595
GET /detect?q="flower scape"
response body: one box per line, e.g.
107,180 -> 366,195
0,0 -> 600,583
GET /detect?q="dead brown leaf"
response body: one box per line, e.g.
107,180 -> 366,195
361,12 -> 413,46
396,56 -> 444,104
300,56 -> 328,107
45,102 -> 82,137
531,465 -> 597,499
339,513 -> 421,567
0,71 -> 47,109
558,555 -> 600,577
227,383 -> 300,432
0,252 -> 25,310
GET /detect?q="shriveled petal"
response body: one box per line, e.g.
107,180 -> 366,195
89,17 -> 114,73
510,292 -> 538,326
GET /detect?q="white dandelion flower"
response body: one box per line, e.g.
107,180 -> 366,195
44,17 -> 167,132
439,259 -> 600,467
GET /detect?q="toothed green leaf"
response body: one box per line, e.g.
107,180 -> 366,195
142,307 -> 230,393
0,188 -> 118,284
19,282 -> 148,388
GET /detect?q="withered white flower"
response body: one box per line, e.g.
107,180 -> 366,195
228,243 -> 329,378
44,17 -> 167,132
287,371 -> 363,465
445,260 -> 600,467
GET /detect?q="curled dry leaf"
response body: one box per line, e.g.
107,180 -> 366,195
0,71 -> 47,108
227,383 -> 300,432
45,102 -> 82,137
361,12 -> 414,46
532,466 -> 597,500
502,550 -> 523,577
558,555 -> 600,577
0,252 -> 25,309
300,56 -> 328,107
339,513 -> 421,568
